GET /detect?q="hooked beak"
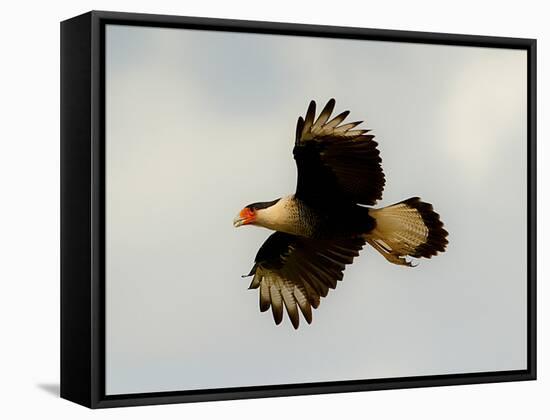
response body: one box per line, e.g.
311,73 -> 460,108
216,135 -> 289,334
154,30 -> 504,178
233,207 -> 255,228
233,215 -> 245,228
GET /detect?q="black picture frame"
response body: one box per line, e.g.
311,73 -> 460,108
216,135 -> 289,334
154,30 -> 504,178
60,10 -> 537,409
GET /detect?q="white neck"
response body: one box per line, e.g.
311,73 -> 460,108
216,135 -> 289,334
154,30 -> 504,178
255,195 -> 300,234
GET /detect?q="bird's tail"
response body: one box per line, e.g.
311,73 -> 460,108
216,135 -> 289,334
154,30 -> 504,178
364,197 -> 448,266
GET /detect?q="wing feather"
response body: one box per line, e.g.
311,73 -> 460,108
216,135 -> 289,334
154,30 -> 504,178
301,101 -> 316,139
333,121 -> 363,132
294,99 -> 385,206
294,285 -> 313,324
259,278 -> 270,312
280,282 -> 300,329
313,98 -> 335,130
269,283 -> 284,325
325,110 -> 350,129
248,232 -> 364,328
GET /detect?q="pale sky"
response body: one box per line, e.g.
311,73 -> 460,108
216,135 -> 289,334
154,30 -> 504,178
105,24 -> 527,395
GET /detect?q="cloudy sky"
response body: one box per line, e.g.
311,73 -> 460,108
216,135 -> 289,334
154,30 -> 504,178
105,24 -> 527,395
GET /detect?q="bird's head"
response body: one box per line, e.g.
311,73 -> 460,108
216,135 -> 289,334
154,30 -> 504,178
233,199 -> 281,228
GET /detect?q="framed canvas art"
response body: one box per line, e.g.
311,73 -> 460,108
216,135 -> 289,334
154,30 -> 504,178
60,11 -> 536,408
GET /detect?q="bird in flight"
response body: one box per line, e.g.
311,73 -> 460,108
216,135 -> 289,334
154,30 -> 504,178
233,99 -> 448,329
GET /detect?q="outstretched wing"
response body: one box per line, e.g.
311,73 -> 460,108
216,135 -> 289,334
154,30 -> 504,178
294,99 -> 385,207
246,232 -> 365,329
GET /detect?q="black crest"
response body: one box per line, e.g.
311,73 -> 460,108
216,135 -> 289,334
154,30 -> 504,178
246,198 -> 281,210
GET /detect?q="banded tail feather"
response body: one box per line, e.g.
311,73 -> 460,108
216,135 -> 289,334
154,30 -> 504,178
366,197 -> 448,266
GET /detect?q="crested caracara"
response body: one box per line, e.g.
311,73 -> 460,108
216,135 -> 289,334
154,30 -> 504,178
233,99 -> 448,329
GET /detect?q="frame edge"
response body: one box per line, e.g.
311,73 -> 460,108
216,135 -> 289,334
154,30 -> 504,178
527,38 -> 537,380
60,11 -> 94,408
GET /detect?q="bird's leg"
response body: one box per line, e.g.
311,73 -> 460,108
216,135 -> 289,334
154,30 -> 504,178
366,238 -> 415,267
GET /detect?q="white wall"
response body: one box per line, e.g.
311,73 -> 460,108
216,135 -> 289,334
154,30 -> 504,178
0,0 -> 546,418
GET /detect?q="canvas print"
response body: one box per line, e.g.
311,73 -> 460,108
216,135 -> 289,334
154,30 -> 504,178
104,24 -> 527,395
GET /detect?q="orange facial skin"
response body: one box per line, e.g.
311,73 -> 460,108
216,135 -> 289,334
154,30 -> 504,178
239,207 -> 256,225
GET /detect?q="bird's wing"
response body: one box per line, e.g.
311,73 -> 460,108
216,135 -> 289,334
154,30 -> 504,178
293,98 -> 385,207
246,231 -> 365,329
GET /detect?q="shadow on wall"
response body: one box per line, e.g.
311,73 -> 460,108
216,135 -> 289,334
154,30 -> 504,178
37,383 -> 59,397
